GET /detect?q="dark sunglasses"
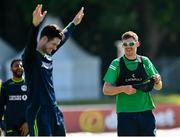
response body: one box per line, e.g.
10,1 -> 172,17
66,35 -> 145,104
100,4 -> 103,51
122,41 -> 136,47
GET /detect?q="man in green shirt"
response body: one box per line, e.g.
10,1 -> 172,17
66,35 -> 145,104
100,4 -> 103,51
103,31 -> 162,136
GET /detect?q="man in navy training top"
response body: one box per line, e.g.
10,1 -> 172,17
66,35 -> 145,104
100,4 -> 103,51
0,59 -> 28,136
22,4 -> 84,136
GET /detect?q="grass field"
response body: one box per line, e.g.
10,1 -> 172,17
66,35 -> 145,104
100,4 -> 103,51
59,94 -> 180,105
153,94 -> 180,105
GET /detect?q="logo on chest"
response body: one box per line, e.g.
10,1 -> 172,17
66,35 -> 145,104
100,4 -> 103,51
41,61 -> 53,69
125,74 -> 142,82
21,85 -> 27,92
9,95 -> 28,101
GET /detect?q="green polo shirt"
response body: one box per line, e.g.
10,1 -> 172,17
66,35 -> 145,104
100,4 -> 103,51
103,55 -> 159,112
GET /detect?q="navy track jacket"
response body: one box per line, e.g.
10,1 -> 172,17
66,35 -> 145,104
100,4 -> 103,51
22,22 -> 75,107
0,79 -> 28,127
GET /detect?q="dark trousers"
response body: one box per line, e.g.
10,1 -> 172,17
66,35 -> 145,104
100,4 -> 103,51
27,105 -> 66,136
117,110 -> 156,136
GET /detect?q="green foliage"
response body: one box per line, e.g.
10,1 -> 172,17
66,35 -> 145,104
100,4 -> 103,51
1,0 -> 180,70
147,0 -> 180,35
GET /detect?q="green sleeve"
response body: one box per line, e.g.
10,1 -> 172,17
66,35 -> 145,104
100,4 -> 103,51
103,58 -> 120,84
142,56 -> 159,78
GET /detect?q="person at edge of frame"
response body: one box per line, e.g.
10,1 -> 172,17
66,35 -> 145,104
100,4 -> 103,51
0,59 -> 28,136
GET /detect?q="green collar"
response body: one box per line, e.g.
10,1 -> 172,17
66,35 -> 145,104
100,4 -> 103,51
37,50 -> 46,56
37,50 -> 52,59
12,78 -> 24,83
123,55 -> 137,61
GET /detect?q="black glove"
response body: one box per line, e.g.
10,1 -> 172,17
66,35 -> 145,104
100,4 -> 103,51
132,77 -> 155,92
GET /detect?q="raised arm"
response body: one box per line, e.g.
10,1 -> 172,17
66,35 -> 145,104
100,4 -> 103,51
22,4 -> 47,63
63,6 -> 84,43
52,7 -> 84,55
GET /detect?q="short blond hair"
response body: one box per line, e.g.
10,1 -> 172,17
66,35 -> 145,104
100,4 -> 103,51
121,31 -> 138,41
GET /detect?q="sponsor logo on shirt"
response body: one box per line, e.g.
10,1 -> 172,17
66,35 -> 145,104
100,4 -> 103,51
44,54 -> 52,61
41,61 -> 53,69
21,85 -> 27,92
125,74 -> 142,82
9,95 -> 28,101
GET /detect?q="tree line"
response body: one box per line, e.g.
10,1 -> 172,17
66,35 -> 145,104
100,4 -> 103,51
0,0 -> 180,76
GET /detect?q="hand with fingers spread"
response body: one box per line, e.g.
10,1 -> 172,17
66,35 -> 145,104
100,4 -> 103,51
73,7 -> 85,25
33,4 -> 47,26
19,122 -> 29,136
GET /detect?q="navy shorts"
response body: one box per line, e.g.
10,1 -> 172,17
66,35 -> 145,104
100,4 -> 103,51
117,110 -> 156,136
26,105 -> 66,136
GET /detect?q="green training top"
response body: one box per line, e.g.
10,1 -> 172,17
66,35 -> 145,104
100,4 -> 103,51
103,55 -> 159,112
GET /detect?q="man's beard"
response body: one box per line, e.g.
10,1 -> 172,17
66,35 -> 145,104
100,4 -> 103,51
13,71 -> 23,78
